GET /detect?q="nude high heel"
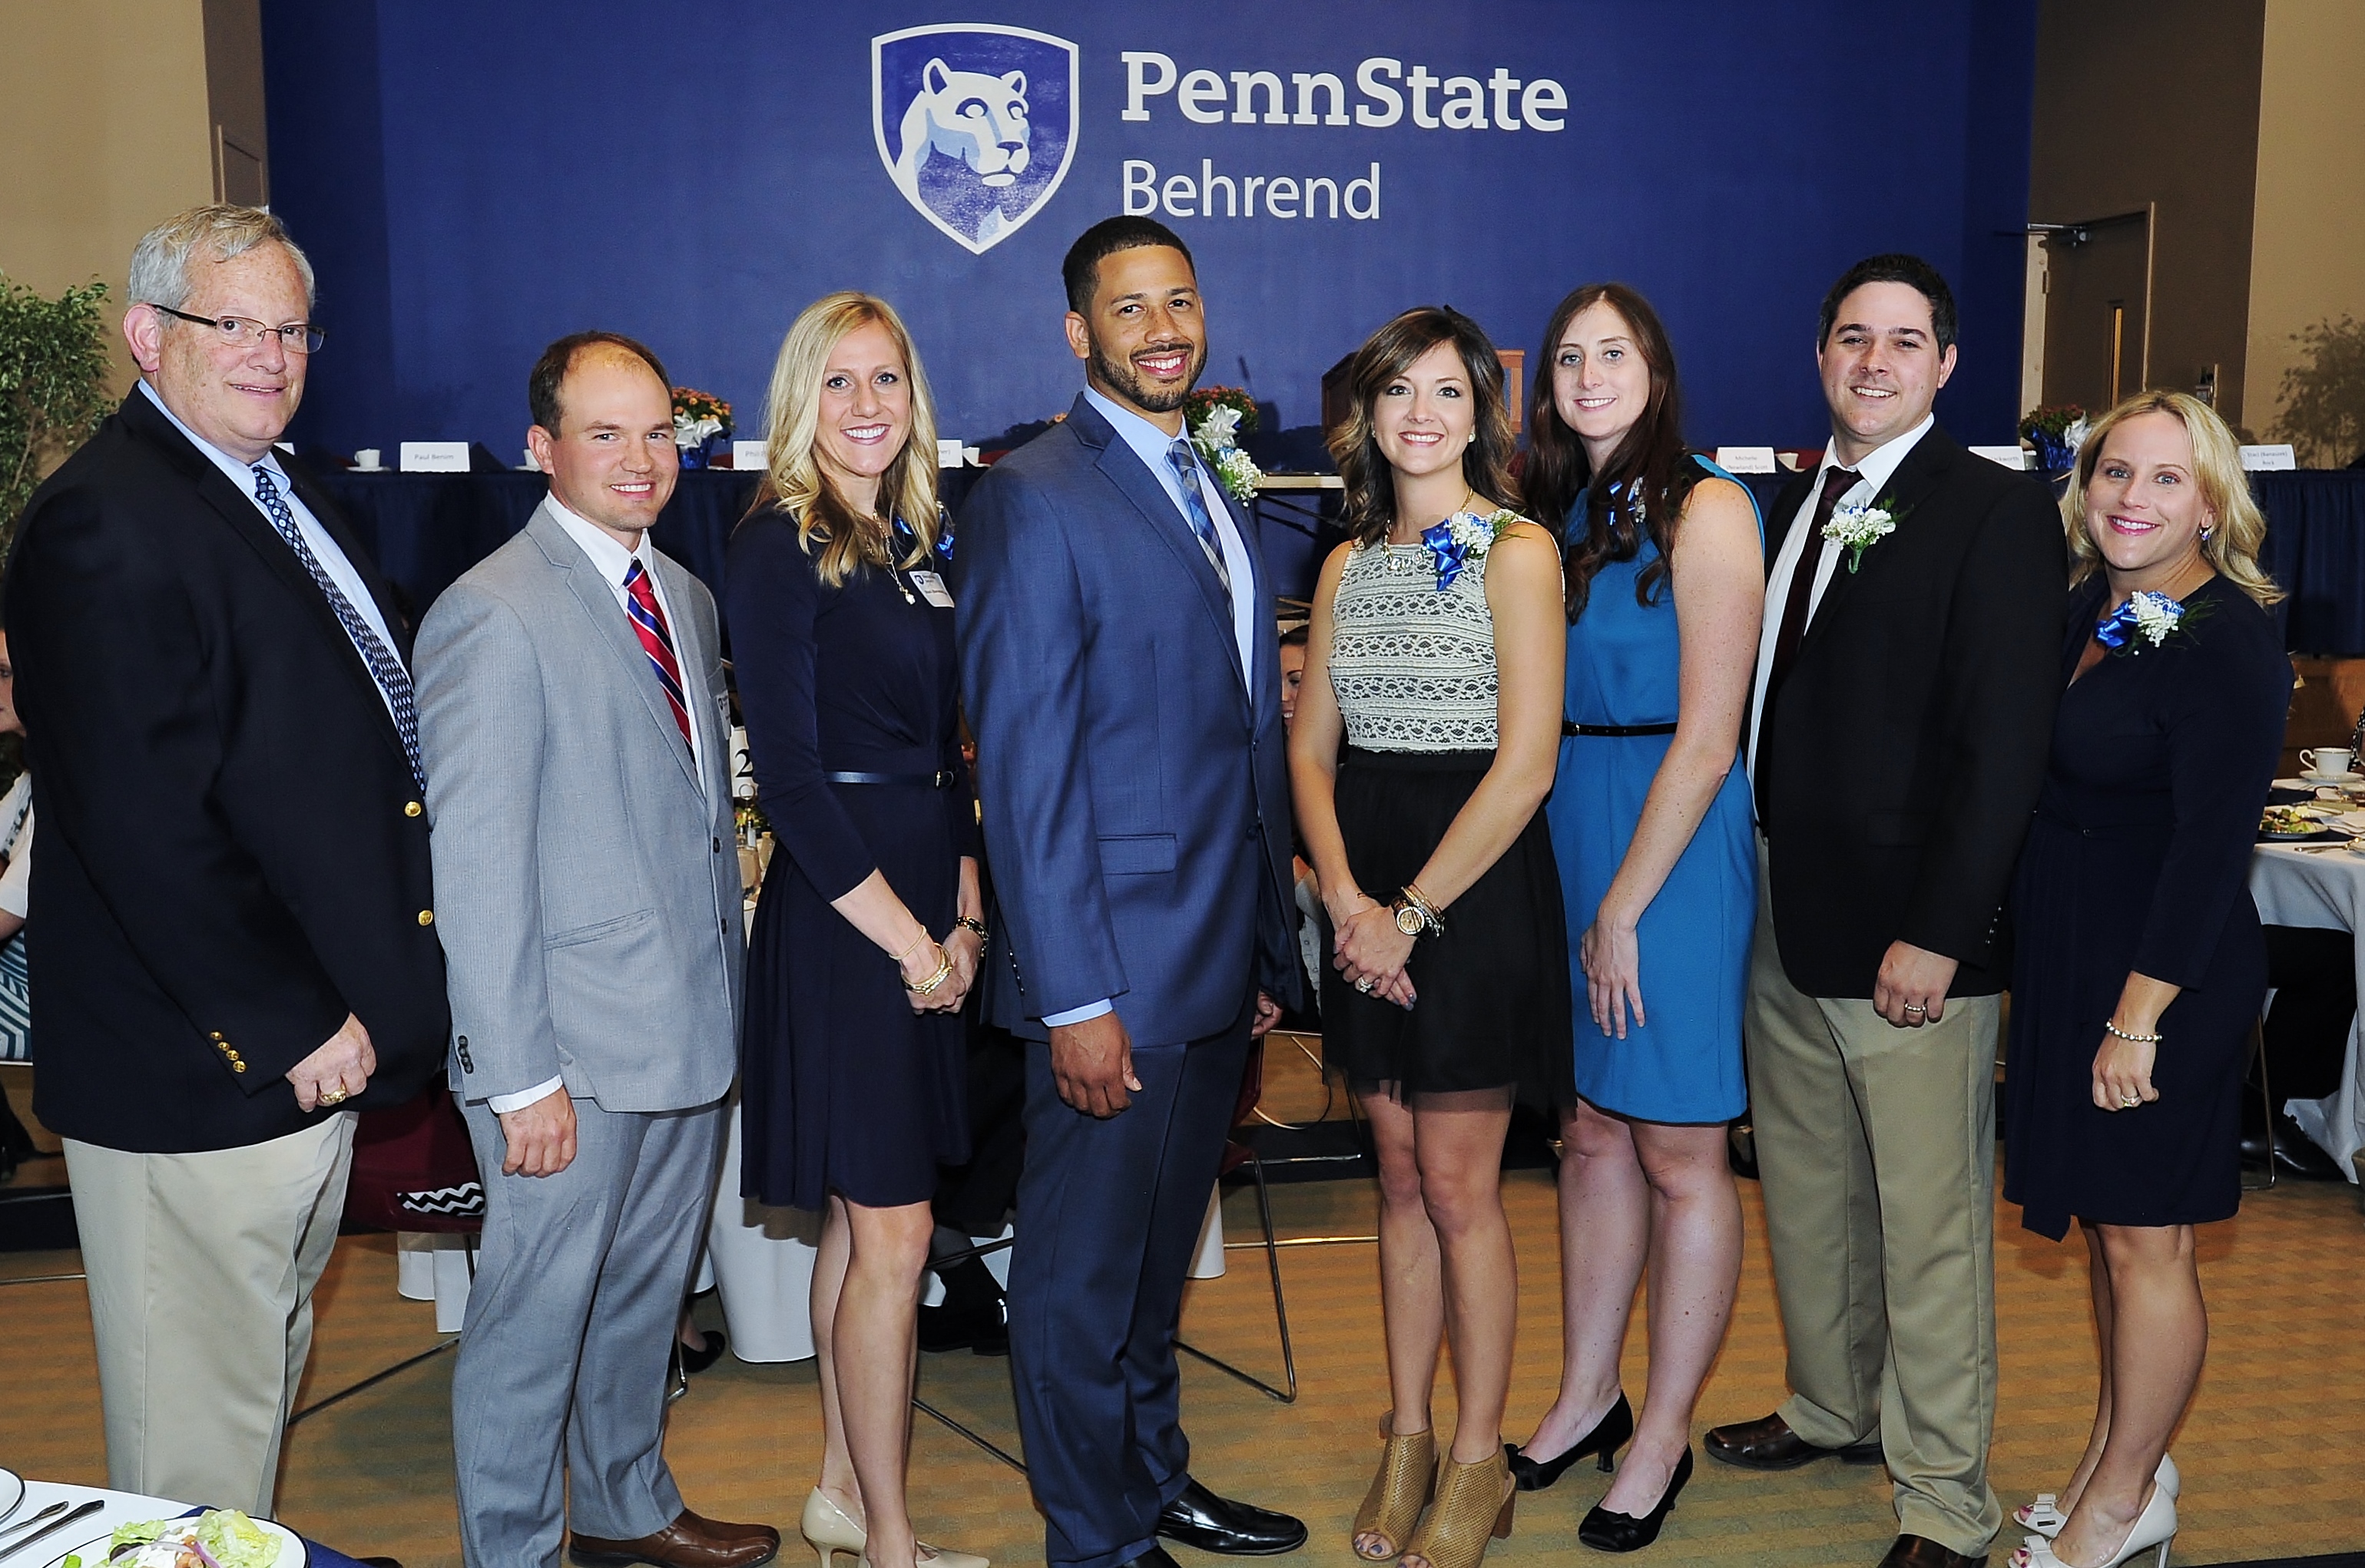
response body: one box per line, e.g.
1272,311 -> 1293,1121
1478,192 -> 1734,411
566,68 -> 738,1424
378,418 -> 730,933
800,1488 -> 988,1568
1399,1447 -> 1514,1568
2010,1481 -> 2175,1568
2013,1454 -> 2180,1540
1353,1417 -> 1436,1561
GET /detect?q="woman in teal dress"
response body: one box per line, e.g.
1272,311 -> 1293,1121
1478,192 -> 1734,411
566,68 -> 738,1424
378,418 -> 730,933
1506,284 -> 1765,1554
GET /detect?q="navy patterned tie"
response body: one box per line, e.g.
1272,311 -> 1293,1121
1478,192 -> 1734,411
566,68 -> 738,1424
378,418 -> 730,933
250,466 -> 426,789
1165,438 -> 1233,601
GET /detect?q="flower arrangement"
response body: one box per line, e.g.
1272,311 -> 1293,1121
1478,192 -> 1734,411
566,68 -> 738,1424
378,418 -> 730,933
671,386 -> 733,448
2095,589 -> 2211,655
1187,388 -> 1263,503
2019,404 -> 2089,473
1823,496 -> 1904,574
1423,508 -> 1520,590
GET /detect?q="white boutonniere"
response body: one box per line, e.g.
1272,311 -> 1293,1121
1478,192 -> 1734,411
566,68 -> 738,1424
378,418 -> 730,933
1190,404 -> 1263,504
1823,495 -> 1906,574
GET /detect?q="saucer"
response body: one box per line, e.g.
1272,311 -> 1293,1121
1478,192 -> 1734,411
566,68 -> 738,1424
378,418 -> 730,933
349,464 -> 388,473
2302,770 -> 2363,786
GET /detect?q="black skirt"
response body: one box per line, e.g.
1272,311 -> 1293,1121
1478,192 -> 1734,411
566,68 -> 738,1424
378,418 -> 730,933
1320,748 -> 1574,1106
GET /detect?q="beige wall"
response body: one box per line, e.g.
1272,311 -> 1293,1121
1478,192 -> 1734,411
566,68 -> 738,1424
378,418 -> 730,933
2029,0 -> 2265,424
2247,0 -> 2365,452
0,0 -> 242,394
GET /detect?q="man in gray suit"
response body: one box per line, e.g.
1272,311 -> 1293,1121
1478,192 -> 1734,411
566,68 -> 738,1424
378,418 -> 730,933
415,331 -> 777,1568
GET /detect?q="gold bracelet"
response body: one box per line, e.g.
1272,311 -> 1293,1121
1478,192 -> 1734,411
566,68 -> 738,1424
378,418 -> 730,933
1402,881 -> 1445,931
892,929 -> 932,966
903,947 -> 954,994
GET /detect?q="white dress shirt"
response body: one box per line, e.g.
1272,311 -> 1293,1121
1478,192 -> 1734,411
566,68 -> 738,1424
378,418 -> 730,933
488,501 -> 713,1115
0,774 -> 33,921
137,379 -> 406,729
1048,389 -> 1260,1030
1745,413 -> 1936,796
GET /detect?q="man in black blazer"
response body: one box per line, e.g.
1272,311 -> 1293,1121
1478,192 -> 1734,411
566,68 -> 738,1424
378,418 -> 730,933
1703,256 -> 2064,1568
5,205 -> 446,1513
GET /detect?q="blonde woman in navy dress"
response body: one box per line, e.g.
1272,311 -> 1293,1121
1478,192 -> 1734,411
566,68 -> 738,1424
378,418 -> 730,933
1292,306 -> 1569,1568
727,293 -> 988,1568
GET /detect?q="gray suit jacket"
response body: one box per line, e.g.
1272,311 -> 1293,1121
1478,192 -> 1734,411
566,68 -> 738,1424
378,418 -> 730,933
414,501 -> 742,1113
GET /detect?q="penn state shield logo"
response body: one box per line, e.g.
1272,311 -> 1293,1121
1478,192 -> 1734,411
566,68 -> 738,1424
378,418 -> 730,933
873,24 -> 1078,255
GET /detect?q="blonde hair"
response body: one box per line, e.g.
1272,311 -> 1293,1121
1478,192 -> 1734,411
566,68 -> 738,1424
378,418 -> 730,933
754,292 -> 940,587
2065,390 -> 2281,607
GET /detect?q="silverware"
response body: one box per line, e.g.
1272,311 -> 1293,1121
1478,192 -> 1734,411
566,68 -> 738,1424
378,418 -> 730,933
0,1507 -> 66,1553
0,1500 -> 102,1563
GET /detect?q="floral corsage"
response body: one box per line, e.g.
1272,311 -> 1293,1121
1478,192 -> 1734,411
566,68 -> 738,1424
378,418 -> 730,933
1188,402 -> 1264,504
1423,509 -> 1521,590
1823,495 -> 1906,574
2095,589 -> 2211,655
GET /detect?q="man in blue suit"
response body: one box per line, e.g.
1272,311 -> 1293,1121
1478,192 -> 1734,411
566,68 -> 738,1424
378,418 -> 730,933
955,216 -> 1307,1568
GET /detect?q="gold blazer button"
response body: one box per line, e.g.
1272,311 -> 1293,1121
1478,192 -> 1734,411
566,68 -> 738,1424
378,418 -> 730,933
418,909 -> 436,927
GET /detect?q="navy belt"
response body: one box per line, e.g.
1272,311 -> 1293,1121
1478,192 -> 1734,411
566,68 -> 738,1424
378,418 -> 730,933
823,769 -> 956,789
1564,719 -> 1678,737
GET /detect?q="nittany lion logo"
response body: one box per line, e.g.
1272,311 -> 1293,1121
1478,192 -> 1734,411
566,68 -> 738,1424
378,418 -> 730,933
873,25 -> 1078,255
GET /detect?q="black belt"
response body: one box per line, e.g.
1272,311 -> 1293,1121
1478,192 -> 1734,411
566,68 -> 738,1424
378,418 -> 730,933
1563,720 -> 1678,737
823,769 -> 956,788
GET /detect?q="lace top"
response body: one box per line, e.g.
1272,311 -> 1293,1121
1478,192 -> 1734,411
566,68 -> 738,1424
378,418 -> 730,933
1329,518 -> 1508,753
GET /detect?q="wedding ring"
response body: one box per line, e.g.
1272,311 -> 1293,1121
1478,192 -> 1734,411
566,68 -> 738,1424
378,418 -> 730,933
1904,1004 -> 1926,1017
1356,977 -> 1376,994
319,1087 -> 349,1107
2119,1094 -> 2140,1108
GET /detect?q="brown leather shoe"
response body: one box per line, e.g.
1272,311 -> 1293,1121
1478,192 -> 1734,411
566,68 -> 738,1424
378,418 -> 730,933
1876,1533 -> 1986,1568
569,1509 -> 781,1568
1702,1411 -> 1884,1470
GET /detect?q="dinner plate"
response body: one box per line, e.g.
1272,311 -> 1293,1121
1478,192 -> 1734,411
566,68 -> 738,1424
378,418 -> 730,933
48,1517 -> 308,1568
0,1469 -> 25,1527
2261,829 -> 2324,841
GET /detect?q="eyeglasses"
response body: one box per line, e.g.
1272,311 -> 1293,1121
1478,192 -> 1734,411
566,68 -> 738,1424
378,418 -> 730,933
151,305 -> 326,355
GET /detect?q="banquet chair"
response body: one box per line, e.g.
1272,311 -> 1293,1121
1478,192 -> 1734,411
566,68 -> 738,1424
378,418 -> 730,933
1174,1035 -> 1299,1403
2241,1019 -> 2277,1193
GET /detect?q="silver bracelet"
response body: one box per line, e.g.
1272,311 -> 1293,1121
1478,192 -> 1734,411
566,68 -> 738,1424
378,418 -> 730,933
2103,1019 -> 2162,1044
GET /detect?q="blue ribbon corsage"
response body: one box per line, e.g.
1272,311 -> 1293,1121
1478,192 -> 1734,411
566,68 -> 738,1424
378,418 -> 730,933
1422,520 -> 1472,590
2094,588 -> 2188,653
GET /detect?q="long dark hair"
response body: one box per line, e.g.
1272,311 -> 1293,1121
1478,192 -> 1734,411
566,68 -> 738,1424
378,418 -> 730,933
1327,306 -> 1518,547
1522,283 -> 1698,620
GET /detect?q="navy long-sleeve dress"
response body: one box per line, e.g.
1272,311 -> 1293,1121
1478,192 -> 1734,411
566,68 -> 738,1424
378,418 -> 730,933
2004,574 -> 2291,1240
727,509 -> 977,1211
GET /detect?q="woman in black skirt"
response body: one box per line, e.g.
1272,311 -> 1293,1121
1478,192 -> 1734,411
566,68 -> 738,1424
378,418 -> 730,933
727,293 -> 987,1568
1290,307 -> 1569,1568
2002,392 -> 2289,1568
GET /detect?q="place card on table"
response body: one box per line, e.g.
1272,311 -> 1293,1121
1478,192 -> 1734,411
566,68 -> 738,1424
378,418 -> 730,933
2241,444 -> 2297,471
1713,446 -> 1778,474
1969,445 -> 2031,470
938,438 -> 965,468
734,440 -> 768,471
399,441 -> 471,472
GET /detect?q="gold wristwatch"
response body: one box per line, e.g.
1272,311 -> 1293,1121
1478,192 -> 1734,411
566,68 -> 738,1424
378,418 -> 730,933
1392,884 -> 1444,938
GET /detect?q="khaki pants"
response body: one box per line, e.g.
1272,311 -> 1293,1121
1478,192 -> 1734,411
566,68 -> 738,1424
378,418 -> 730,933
65,1113 -> 355,1513
1747,842 -> 2002,1556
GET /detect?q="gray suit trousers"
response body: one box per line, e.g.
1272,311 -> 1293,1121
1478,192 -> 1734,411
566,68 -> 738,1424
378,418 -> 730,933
454,1096 -> 724,1568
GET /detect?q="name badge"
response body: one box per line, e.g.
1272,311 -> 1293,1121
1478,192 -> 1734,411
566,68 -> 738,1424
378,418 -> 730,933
907,569 -> 955,609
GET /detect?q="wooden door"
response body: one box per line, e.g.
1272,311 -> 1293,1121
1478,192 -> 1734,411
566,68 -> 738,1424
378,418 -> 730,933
2040,211 -> 2150,412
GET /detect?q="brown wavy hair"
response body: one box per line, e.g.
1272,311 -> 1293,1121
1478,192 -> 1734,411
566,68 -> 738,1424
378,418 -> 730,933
1326,306 -> 1517,547
1521,283 -> 1698,620
2064,390 -> 2282,607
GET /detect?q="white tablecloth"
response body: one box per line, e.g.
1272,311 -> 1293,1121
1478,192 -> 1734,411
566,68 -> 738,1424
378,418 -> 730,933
2247,839 -> 2365,1181
2,1481 -> 208,1568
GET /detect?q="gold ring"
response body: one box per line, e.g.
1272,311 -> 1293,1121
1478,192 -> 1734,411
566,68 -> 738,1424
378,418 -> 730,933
320,1087 -> 349,1107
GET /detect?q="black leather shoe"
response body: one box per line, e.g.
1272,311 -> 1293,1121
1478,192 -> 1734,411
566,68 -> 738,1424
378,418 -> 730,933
1507,1391 -> 1634,1491
1115,1550 -> 1181,1568
679,1328 -> 727,1375
1876,1533 -> 1986,1568
1155,1479 -> 1308,1556
1576,1447 -> 1691,1553
1703,1412 -> 1882,1470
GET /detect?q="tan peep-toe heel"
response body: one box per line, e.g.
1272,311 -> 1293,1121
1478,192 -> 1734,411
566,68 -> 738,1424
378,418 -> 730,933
1399,1447 -> 1513,1568
1352,1417 -> 1436,1561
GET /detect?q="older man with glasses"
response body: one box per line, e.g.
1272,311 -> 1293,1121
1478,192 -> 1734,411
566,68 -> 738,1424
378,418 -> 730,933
5,203 -> 449,1513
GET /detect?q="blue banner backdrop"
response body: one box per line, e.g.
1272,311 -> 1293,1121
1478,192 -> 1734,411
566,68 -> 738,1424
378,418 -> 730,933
260,0 -> 2037,466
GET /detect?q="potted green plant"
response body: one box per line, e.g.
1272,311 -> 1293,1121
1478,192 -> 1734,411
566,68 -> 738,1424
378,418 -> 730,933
1,276 -> 114,561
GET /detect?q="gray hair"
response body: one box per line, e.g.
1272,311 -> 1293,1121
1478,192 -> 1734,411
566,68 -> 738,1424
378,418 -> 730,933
128,204 -> 316,313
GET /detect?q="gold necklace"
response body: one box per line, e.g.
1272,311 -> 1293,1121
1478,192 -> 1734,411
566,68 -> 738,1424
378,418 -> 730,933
1381,488 -> 1477,571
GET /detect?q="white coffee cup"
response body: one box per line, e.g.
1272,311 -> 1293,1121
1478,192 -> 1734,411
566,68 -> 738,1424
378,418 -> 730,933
2301,746 -> 2353,779
353,448 -> 381,470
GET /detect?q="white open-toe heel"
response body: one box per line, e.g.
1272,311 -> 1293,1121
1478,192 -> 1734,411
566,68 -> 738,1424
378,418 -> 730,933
2013,1455 -> 2179,1539
2010,1481 -> 2175,1568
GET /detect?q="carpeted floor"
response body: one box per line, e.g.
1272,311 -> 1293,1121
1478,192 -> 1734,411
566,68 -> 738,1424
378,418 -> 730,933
3,1053 -> 2362,1567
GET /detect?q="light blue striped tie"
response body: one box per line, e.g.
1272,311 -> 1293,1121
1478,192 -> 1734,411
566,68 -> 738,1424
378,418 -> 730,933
1166,438 -> 1233,601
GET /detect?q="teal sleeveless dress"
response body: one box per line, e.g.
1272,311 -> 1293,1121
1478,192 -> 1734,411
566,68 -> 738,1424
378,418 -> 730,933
1545,459 -> 1759,1123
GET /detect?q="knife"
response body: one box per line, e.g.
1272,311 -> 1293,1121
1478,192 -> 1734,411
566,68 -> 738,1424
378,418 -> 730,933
0,1507 -> 68,1553
0,1500 -> 104,1563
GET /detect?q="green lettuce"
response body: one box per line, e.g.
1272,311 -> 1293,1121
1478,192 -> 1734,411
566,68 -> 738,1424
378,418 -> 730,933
105,1510 -> 277,1568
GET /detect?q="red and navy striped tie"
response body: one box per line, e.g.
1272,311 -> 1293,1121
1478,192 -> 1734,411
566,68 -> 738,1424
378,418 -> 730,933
622,559 -> 693,749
